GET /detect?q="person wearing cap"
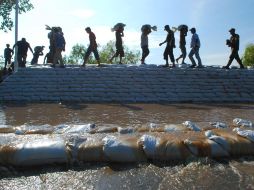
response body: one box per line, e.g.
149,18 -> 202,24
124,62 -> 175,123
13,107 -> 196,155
13,38 -> 33,67
82,27 -> 100,67
223,28 -> 244,69
188,28 -> 203,68
159,25 -> 176,67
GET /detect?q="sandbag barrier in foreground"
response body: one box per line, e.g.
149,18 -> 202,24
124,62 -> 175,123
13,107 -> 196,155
0,118 -> 253,166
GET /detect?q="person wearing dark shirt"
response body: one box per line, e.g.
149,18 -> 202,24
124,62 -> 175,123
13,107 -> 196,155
223,28 -> 244,69
4,44 -> 13,70
159,25 -> 176,67
176,25 -> 188,64
31,46 -> 44,65
13,38 -> 33,67
109,27 -> 125,64
53,28 -> 65,68
82,27 -> 100,67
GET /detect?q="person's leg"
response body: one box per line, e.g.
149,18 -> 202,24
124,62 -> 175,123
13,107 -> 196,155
17,54 -> 22,67
169,47 -> 175,67
235,52 -> 244,68
83,47 -> 92,66
194,48 -> 202,66
188,48 -> 196,67
93,49 -> 100,66
224,50 -> 235,69
119,48 -> 124,64
182,46 -> 187,64
53,49 -> 61,67
163,46 -> 169,66
4,59 -> 8,69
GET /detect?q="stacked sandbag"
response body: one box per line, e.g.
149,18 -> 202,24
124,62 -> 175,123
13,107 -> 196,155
102,135 -> 146,162
212,129 -> 254,156
138,133 -> 191,161
0,138 -> 69,166
77,136 -> 106,162
185,131 -> 229,158
111,23 -> 126,32
141,24 -> 157,33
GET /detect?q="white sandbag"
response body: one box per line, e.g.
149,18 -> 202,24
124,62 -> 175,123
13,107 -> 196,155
141,24 -> 157,32
111,23 -> 126,32
182,121 -> 201,132
233,118 -> 253,128
210,122 -> 228,129
11,138 -> 68,166
164,140 -> 191,160
205,130 -> 230,154
64,124 -> 96,134
77,137 -> 105,162
214,130 -> 254,156
95,126 -> 118,133
233,128 -> 254,142
102,135 -> 145,162
66,135 -> 87,161
139,134 -> 159,158
53,124 -> 71,134
184,138 -> 229,157
117,127 -> 135,134
164,124 -> 189,132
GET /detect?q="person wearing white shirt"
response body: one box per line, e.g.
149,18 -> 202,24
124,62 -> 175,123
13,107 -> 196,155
189,28 -> 203,68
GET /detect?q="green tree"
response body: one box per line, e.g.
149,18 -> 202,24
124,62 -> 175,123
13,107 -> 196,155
63,44 -> 87,64
64,41 -> 140,65
242,43 -> 254,67
0,0 -> 33,31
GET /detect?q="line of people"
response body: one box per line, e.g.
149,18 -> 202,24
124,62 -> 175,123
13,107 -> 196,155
80,23 -> 244,69
3,23 -> 245,70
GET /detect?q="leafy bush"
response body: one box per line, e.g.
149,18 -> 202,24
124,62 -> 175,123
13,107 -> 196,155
242,43 -> 254,67
64,41 -> 140,65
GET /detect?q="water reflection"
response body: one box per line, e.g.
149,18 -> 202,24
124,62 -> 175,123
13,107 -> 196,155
1,103 -> 254,127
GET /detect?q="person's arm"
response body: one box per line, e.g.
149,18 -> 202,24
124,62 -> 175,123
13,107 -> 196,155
28,44 -> 33,54
159,39 -> 167,46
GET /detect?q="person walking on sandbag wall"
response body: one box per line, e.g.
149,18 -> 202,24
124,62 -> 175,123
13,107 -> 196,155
176,25 -> 188,65
140,25 -> 157,64
109,23 -> 125,64
189,28 -> 203,68
223,28 -> 245,69
159,25 -> 176,68
13,38 -> 33,67
82,27 -> 100,67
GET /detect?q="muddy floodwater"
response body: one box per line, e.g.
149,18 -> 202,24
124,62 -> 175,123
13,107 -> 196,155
0,103 -> 254,190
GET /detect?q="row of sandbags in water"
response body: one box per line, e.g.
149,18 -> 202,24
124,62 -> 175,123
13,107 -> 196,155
0,120 -> 253,166
0,118 -> 253,135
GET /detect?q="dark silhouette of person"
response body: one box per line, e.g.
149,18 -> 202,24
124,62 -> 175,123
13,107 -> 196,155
4,44 -> 13,70
223,28 -> 245,69
53,27 -> 65,68
13,38 -> 33,67
82,27 -> 100,67
176,25 -> 188,64
189,28 -> 203,68
46,26 -> 59,65
140,25 -> 156,64
109,25 -> 125,64
140,28 -> 150,64
31,46 -> 44,65
159,25 -> 176,67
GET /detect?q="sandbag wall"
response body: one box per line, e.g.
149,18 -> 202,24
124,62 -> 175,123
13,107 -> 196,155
0,119 -> 253,166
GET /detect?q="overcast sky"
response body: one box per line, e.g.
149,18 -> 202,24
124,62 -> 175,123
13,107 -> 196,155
0,0 -> 254,65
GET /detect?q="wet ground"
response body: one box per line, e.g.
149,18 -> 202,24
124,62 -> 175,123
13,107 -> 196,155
0,103 -> 254,189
